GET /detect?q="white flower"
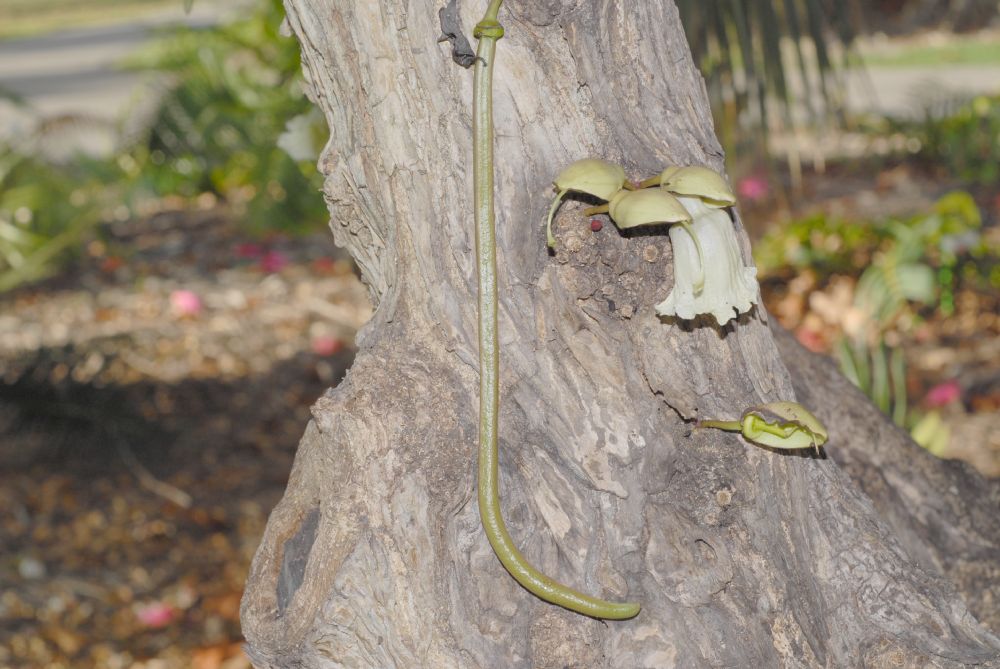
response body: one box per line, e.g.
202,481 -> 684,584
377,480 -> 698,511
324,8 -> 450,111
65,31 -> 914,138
655,196 -> 758,326
277,108 -> 326,162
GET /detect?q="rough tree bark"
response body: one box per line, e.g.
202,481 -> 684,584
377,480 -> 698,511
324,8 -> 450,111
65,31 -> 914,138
242,1 -> 1000,667
773,326 -> 1000,634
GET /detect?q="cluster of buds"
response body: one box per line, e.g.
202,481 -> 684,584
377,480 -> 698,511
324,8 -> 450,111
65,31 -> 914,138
546,162 -> 828,452
546,160 -> 758,327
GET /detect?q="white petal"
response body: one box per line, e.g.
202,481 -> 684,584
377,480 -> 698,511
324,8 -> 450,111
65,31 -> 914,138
655,197 -> 758,326
277,108 -> 326,162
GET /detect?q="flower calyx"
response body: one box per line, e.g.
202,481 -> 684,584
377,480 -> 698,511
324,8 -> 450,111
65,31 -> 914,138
607,188 -> 691,229
643,165 -> 737,208
546,158 -> 627,248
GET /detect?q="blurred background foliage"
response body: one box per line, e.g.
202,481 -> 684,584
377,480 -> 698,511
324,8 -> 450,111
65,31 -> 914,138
756,190 -> 998,451
673,0 -> 1000,457
0,0 -> 327,291
677,0 -> 859,151
881,94 -> 1000,185
122,0 -> 326,232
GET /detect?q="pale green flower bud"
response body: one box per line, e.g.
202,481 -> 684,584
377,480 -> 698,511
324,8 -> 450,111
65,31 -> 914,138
700,401 -> 829,453
607,188 -> 690,229
658,166 -> 736,208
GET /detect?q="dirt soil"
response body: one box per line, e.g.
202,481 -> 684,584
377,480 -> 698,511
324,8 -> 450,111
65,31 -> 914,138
0,208 -> 369,669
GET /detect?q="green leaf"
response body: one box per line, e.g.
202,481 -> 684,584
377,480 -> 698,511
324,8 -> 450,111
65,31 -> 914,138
896,263 -> 936,302
910,411 -> 950,457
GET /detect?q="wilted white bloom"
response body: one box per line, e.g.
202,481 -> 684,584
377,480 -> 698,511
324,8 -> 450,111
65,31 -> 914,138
655,196 -> 758,326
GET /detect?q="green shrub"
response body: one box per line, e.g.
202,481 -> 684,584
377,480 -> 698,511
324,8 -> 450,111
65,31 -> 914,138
882,95 -> 1000,186
0,146 -> 124,291
756,192 -> 996,443
123,0 -> 327,234
756,191 -> 993,304
0,0 -> 330,292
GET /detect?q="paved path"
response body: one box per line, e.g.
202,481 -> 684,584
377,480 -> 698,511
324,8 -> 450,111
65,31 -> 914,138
844,65 -> 1000,118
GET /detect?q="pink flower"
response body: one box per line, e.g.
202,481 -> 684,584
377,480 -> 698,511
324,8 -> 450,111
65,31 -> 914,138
924,380 -> 961,408
737,175 -> 769,203
135,601 -> 177,628
259,250 -> 289,274
311,336 -> 343,356
169,290 -> 202,317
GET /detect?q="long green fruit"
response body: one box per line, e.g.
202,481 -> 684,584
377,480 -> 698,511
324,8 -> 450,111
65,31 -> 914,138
471,0 -> 640,620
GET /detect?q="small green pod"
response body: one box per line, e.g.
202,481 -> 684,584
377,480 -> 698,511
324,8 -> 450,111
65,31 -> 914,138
700,401 -> 828,453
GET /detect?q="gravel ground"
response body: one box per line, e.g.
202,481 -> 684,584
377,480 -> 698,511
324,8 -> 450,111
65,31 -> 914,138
0,207 -> 369,669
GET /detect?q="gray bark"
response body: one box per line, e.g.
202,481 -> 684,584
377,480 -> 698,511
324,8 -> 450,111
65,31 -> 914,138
773,325 -> 1000,635
241,1 -> 1000,667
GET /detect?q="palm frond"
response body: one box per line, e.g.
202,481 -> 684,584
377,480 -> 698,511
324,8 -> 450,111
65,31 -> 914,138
677,0 -> 861,139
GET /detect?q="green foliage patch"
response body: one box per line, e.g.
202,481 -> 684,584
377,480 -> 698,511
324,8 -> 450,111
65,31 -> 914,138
0,0 -> 328,292
756,191 -> 994,298
123,0 -> 327,234
866,95 -> 1000,186
756,192 -> 997,447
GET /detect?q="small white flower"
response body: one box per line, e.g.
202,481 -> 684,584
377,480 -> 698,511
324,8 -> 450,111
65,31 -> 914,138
277,107 -> 326,162
655,196 -> 758,326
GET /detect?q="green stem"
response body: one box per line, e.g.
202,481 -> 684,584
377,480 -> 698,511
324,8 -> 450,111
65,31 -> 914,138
546,189 -> 568,248
699,419 -> 742,431
890,346 -> 907,427
746,417 -> 793,439
582,203 -> 610,216
676,220 -> 706,294
472,0 -> 639,621
480,0 -> 503,23
637,175 -> 661,189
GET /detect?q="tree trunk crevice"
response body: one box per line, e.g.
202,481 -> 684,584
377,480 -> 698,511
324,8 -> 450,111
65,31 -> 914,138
242,1 -> 1000,666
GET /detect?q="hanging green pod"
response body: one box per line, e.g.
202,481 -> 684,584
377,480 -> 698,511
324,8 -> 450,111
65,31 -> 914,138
700,401 -> 829,453
546,159 -> 627,247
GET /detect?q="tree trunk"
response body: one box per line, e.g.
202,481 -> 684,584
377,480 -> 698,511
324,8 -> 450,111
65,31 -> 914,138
241,1 -> 1000,667
773,325 -> 1000,634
